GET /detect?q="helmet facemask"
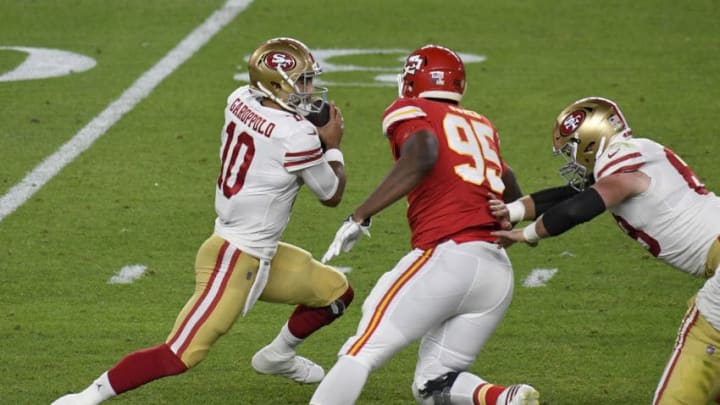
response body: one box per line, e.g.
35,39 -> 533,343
555,137 -> 590,191
285,71 -> 328,116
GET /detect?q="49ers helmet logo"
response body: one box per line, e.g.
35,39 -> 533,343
263,51 -> 296,71
559,110 -> 586,137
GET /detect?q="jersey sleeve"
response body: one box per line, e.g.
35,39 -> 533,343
382,99 -> 435,158
282,121 -> 324,172
594,139 -> 646,180
382,99 -> 429,136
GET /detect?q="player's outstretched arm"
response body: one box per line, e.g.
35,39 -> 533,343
321,129 -> 438,263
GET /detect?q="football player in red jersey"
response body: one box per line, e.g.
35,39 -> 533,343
311,45 -> 538,405
490,97 -> 720,404
52,37 -> 355,404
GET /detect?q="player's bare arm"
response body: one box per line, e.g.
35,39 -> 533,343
351,129 -> 438,222
500,165 -> 523,203
591,170 -> 649,208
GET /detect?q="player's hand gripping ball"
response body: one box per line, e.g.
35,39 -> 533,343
306,99 -> 330,127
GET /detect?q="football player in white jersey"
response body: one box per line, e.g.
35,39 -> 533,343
52,37 -> 354,405
490,97 -> 720,404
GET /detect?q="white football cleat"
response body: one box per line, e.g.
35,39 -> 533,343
251,345 -> 324,384
497,384 -> 539,405
51,392 -> 96,405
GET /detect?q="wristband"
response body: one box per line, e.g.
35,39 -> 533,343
505,200 -> 526,223
522,222 -> 540,244
324,148 -> 344,165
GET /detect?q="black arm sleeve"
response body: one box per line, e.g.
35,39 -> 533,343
530,185 -> 581,217
542,187 -> 607,236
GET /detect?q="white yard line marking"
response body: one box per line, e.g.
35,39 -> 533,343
522,268 -> 558,287
0,0 -> 254,223
108,264 -> 148,284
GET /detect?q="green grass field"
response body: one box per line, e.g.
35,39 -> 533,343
1,1 -> 719,404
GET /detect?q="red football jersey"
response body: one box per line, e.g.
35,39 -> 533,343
382,97 -> 508,249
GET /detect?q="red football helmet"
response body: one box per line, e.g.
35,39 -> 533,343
398,45 -> 466,102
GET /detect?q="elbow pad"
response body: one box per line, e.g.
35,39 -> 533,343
542,188 -> 606,236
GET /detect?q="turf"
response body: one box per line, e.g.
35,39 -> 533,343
1,0 -> 718,404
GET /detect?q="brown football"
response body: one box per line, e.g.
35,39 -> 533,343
306,99 -> 330,127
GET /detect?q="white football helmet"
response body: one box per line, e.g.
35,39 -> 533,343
247,37 -> 327,116
552,97 -> 632,190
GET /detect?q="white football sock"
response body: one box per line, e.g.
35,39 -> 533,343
79,371 -> 116,403
449,372 -> 490,404
310,355 -> 370,405
268,322 -> 302,356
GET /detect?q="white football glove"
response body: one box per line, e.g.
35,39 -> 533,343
321,215 -> 372,264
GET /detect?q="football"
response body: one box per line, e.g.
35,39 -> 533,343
306,99 -> 331,127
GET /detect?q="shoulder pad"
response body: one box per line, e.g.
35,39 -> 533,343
594,139 -> 645,179
382,99 -> 428,136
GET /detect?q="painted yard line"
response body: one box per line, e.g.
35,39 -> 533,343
0,0 -> 253,223
522,268 -> 558,287
108,264 -> 148,284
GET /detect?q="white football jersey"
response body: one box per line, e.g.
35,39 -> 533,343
594,137 -> 720,276
213,86 -> 325,260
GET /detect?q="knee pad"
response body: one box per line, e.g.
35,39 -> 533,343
327,285 -> 354,317
411,372 -> 459,405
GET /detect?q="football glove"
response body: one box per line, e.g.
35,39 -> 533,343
321,215 -> 372,264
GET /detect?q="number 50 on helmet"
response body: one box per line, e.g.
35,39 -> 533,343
552,97 -> 633,190
247,37 -> 328,116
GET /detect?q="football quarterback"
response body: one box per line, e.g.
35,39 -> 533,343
52,37 -> 353,404
492,97 -> 720,404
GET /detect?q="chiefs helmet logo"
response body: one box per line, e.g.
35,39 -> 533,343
263,52 -> 297,71
559,110 -> 586,137
403,54 -> 424,76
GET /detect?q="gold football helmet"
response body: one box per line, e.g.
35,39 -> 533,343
247,37 -> 327,116
552,97 -> 632,190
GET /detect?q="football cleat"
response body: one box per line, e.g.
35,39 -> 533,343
51,392 -> 96,405
496,384 -> 540,405
251,345 -> 325,384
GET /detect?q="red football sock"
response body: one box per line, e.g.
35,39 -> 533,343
287,286 -> 354,339
474,382 -> 505,405
107,343 -> 188,394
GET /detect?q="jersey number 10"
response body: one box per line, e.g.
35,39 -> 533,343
218,121 -> 256,198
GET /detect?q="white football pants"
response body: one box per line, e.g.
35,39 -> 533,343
311,239 -> 514,405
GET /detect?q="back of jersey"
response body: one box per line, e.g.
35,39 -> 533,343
595,137 -> 720,276
382,98 -> 508,249
214,87 -> 323,259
